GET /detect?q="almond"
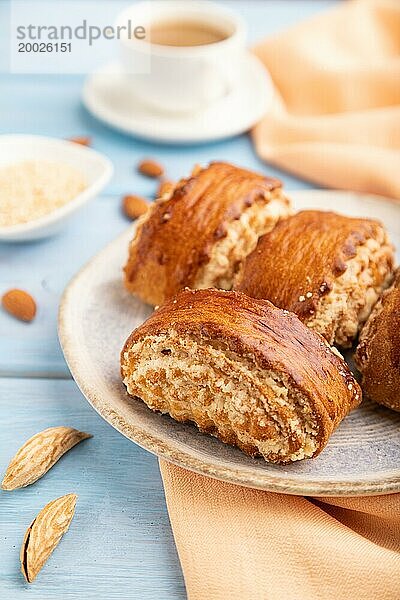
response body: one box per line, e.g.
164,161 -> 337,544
191,164 -> 203,177
122,195 -> 150,220
138,159 -> 164,178
1,426 -> 92,490
156,180 -> 175,199
2,289 -> 36,322
21,494 -> 77,583
68,136 -> 91,146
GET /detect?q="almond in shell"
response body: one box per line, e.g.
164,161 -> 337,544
1,427 -> 92,491
21,494 -> 77,583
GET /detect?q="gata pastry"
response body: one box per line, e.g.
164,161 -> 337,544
121,288 -> 361,464
124,162 -> 291,306
235,210 -> 395,347
355,267 -> 400,412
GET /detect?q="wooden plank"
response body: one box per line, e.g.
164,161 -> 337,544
0,377 -> 186,599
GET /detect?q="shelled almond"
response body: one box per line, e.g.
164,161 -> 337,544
122,195 -> 150,220
156,179 -> 175,199
68,136 -> 91,146
138,159 -> 164,178
2,289 -> 37,322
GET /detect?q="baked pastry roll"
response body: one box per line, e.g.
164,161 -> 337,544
235,211 -> 395,347
124,162 -> 291,306
121,288 -> 361,464
355,268 -> 400,412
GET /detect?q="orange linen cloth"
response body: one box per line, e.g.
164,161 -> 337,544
252,0 -> 400,199
160,462 -> 400,600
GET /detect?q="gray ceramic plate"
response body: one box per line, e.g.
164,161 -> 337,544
59,190 -> 400,496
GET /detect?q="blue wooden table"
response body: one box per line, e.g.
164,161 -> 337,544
0,2 -> 337,598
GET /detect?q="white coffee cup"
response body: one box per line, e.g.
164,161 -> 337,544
115,0 -> 246,114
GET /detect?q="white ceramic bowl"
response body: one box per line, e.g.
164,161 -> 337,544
0,135 -> 113,242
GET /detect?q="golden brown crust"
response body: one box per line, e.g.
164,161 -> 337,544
355,268 -> 400,411
121,289 -> 361,462
235,210 -> 394,346
123,162 -> 286,306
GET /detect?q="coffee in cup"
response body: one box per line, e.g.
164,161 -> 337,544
116,1 -> 246,114
147,19 -> 229,47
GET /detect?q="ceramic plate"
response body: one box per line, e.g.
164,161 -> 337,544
59,190 -> 400,496
82,54 -> 272,144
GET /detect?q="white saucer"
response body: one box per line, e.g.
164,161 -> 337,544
83,53 -> 272,144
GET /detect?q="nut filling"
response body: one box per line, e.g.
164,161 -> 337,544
307,233 -> 394,347
122,333 -> 319,463
195,190 -> 291,290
